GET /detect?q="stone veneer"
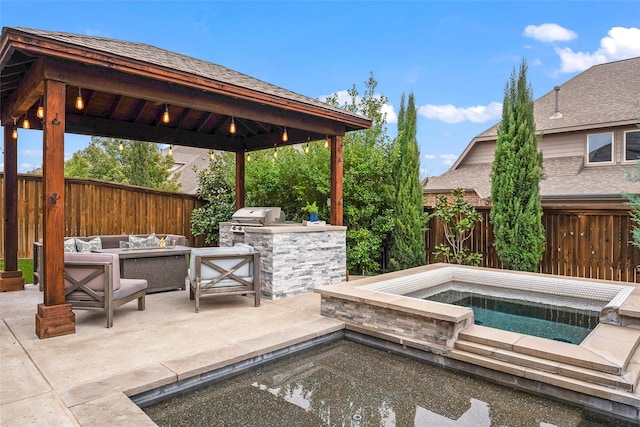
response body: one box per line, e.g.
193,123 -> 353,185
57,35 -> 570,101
316,280 -> 474,354
220,223 -> 346,299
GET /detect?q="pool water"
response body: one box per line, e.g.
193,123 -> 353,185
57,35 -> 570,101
425,290 -> 599,344
142,340 -> 632,426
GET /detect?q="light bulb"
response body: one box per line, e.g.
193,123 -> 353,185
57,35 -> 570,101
22,117 -> 30,129
324,137 -> 330,149
75,88 -> 84,110
168,145 -> 173,156
12,127 -> 18,139
210,152 -> 215,160
304,144 -> 310,154
162,104 -> 170,124
37,105 -> 44,120
230,117 -> 236,134
282,127 -> 288,142
273,147 -> 278,158
118,142 -> 124,151
246,153 -> 251,162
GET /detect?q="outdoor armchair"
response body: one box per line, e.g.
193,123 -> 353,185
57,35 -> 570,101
64,252 -> 148,328
187,246 -> 261,312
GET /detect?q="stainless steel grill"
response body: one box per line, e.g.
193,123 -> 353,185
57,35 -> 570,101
230,207 -> 286,234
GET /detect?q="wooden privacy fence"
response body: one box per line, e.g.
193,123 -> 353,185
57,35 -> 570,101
426,206 -> 640,283
1,173 -> 204,259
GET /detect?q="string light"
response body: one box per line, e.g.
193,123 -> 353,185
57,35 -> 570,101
162,104 -> 170,124
75,87 -> 84,110
22,114 -> 30,129
246,152 -> 251,162
11,117 -> 18,139
281,126 -> 288,142
304,143 -> 310,154
273,144 -> 278,159
324,136 -> 330,149
168,145 -> 173,156
36,97 -> 44,119
210,151 -> 215,160
118,141 -> 124,151
230,117 -> 236,134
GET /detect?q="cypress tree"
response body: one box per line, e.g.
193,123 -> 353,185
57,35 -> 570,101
388,92 -> 426,270
490,59 -> 545,272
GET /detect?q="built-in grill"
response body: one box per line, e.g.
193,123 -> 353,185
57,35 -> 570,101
230,207 -> 286,235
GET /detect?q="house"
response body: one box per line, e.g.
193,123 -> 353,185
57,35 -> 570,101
424,56 -> 640,207
161,145 -> 212,194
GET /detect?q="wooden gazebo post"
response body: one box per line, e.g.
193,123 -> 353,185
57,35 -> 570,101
330,135 -> 343,226
0,124 -> 25,291
35,79 -> 75,338
235,151 -> 245,210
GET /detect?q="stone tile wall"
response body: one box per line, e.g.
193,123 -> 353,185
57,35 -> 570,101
220,223 -> 346,299
320,295 -> 460,355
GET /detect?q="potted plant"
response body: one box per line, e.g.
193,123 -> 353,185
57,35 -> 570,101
303,201 -> 319,222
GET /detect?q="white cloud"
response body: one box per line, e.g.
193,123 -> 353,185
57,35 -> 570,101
440,154 -> 458,166
320,90 -> 398,124
19,162 -> 39,173
417,102 -> 502,124
21,149 -> 42,157
423,154 -> 436,160
555,27 -> 640,73
523,24 -> 577,43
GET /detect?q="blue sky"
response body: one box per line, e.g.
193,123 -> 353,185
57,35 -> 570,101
2,1 -> 640,177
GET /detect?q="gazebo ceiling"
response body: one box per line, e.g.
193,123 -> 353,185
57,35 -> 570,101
0,27 -> 371,153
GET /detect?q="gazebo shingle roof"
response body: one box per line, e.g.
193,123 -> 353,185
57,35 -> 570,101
13,27 -> 365,122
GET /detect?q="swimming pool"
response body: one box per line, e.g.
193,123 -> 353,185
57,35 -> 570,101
142,339 -> 634,426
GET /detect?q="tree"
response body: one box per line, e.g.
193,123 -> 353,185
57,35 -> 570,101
325,73 -> 396,274
64,137 -> 180,191
625,102 -> 640,249
190,153 -> 236,244
387,92 -> 426,270
194,73 -> 397,275
628,162 -> 640,249
490,59 -> 545,272
429,188 -> 482,266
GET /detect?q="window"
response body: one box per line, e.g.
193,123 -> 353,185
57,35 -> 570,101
625,130 -> 640,162
587,132 -> 613,164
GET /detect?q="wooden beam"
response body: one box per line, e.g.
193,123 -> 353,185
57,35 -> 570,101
37,78 -> 75,338
0,125 -> 25,291
42,58 -> 347,136
0,58 -> 44,123
330,135 -> 343,226
64,113 -> 239,150
236,152 -> 245,210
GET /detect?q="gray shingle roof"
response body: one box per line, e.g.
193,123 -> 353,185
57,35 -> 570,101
426,57 -> 640,201
477,56 -> 640,139
425,156 -> 639,200
11,27 -> 366,122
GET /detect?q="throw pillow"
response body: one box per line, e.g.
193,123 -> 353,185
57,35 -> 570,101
76,237 -> 102,253
64,238 -> 77,253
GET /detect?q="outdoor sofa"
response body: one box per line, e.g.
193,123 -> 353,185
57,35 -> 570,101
34,233 -> 187,290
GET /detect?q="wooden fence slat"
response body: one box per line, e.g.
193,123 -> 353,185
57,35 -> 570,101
0,174 -> 205,259
426,206 -> 640,283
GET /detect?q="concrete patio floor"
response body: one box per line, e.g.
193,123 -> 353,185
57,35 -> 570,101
1,285 -> 343,426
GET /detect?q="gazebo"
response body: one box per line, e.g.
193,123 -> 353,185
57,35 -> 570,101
0,27 -> 371,338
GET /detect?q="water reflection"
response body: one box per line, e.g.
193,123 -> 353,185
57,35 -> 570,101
144,340 -> 633,426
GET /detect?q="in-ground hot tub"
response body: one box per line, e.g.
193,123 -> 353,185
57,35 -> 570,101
358,265 -> 634,341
